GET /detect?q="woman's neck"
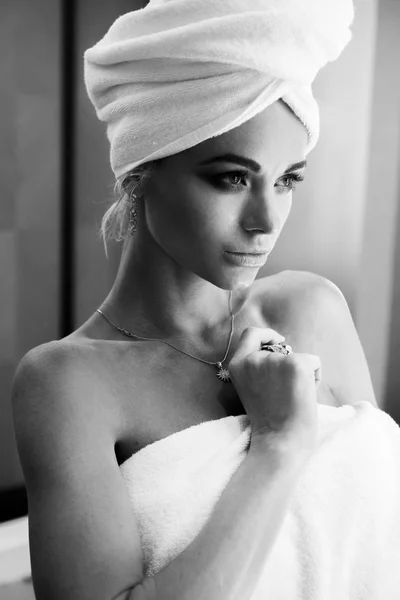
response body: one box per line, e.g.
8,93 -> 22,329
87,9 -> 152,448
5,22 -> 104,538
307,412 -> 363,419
101,237 -> 248,342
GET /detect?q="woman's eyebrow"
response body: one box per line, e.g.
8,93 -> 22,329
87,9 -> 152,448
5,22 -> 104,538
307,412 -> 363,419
199,153 -> 307,174
284,160 -> 307,173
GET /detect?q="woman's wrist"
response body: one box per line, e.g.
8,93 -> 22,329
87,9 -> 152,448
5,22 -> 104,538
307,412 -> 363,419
249,432 -> 313,471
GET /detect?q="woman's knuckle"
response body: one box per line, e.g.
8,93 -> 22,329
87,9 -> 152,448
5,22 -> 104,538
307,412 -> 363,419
284,354 -> 301,371
242,353 -> 256,371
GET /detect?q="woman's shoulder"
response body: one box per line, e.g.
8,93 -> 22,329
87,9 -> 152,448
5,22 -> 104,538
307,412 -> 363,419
254,268 -> 349,344
12,338 -> 121,442
257,268 -> 342,296
14,337 -> 99,386
256,270 -> 377,408
12,339 -> 89,413
16,319 -> 129,377
255,269 -> 345,316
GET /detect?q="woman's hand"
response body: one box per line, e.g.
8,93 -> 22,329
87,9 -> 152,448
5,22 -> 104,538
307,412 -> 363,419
228,327 -> 322,458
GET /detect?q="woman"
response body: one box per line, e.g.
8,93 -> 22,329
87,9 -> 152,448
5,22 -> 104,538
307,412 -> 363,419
11,2 -> 386,599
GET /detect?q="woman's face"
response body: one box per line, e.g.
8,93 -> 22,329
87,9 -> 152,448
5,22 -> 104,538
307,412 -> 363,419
143,99 -> 308,290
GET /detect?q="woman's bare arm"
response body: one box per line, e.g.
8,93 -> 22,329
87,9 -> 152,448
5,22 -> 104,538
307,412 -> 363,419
132,438 -> 307,600
12,343 -> 146,600
12,342 -> 307,600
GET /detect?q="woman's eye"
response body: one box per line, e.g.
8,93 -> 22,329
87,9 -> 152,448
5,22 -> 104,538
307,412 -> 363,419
214,170 -> 248,189
211,171 -> 304,192
276,173 -> 304,193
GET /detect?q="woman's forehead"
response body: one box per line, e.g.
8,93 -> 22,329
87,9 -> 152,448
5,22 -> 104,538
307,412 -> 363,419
173,101 -> 308,173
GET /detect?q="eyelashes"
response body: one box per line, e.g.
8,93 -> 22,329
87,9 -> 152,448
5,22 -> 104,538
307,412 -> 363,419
278,172 -> 305,191
213,170 -> 305,193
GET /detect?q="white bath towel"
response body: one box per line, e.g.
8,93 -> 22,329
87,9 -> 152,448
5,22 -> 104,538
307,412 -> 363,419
120,401 -> 400,599
83,0 -> 354,178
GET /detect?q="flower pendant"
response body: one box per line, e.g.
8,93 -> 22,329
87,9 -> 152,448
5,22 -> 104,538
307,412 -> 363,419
216,362 -> 231,383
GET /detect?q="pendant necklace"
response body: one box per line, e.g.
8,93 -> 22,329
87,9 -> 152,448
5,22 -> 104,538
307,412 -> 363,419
96,290 -> 235,383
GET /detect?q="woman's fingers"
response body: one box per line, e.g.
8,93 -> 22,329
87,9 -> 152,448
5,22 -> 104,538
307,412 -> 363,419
230,326 -> 286,365
230,327 -> 322,388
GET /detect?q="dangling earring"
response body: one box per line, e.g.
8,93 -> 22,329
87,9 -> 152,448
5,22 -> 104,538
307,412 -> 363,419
128,193 -> 138,235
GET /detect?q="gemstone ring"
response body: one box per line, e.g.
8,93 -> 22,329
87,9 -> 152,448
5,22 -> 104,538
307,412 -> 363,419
260,341 -> 293,355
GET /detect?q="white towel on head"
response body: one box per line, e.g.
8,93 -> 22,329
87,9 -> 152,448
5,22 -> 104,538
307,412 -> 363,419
120,401 -> 400,598
83,0 -> 354,178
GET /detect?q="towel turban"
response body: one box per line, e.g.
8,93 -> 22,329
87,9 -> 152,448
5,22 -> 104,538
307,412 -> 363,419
84,0 -> 355,179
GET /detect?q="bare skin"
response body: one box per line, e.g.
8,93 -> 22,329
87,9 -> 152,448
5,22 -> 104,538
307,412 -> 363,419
12,99 -> 377,599
60,274 -> 329,465
59,99 -> 376,463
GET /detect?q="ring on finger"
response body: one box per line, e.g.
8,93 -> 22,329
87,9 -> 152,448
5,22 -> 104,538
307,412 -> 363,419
260,341 -> 293,355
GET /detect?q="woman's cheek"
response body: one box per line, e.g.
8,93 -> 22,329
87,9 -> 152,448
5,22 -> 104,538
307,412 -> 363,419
277,194 -> 293,223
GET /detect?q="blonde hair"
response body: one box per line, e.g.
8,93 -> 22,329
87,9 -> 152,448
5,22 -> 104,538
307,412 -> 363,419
99,160 -> 159,256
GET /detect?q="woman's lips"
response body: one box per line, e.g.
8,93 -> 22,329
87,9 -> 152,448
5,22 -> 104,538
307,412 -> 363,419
225,251 -> 269,267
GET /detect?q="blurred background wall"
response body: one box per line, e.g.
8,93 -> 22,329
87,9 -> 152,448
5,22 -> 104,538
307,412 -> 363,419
0,0 -> 62,504
1,0 -> 399,511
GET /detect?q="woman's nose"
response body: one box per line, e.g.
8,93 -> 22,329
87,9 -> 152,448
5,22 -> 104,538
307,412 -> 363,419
242,197 -> 281,235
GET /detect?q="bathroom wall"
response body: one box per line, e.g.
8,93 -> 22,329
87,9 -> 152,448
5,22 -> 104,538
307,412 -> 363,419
356,0 -> 400,416
0,0 -> 62,491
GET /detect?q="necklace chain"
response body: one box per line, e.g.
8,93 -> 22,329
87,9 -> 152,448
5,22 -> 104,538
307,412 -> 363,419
96,291 -> 235,382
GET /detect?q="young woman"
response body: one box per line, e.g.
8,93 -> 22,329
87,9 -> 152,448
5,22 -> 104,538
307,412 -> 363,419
12,2 -> 379,599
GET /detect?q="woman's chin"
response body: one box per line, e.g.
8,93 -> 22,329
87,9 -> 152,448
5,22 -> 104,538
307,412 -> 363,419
207,266 -> 259,291
235,282 -> 251,290
229,271 -> 259,291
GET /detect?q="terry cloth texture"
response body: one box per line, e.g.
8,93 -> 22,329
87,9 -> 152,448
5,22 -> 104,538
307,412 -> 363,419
84,0 -> 355,178
120,401 -> 400,598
